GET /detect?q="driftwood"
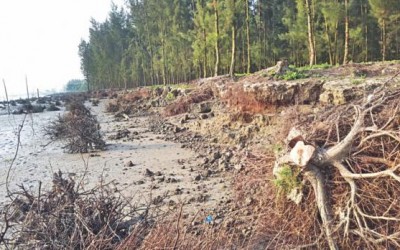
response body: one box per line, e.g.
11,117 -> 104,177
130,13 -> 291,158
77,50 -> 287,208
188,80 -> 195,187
274,76 -> 400,249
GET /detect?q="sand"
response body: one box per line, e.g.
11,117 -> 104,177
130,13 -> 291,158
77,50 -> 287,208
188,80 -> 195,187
0,101 -> 230,211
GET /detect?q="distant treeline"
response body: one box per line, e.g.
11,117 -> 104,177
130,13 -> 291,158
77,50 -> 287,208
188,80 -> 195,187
65,79 -> 88,92
78,0 -> 400,90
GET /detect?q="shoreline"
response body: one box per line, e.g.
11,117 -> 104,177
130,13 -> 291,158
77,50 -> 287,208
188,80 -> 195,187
0,99 -> 231,213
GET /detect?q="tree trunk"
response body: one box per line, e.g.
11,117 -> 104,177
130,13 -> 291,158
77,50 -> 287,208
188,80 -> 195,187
203,28 -> 207,78
246,0 -> 251,74
161,35 -> 167,85
343,0 -> 350,65
382,19 -> 386,61
144,10 -> 155,85
213,0 -> 220,76
305,0 -> 315,66
229,25 -> 236,77
324,21 -> 333,65
305,165 -> 338,250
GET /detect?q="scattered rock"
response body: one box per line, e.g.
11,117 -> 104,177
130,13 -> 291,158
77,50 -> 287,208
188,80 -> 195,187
175,188 -> 183,195
145,169 -> 154,177
125,161 -> 135,167
109,129 -> 131,140
135,180 -> 145,185
234,164 -> 244,172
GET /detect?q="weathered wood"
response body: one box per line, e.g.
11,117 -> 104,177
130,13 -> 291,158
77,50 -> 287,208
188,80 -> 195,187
290,141 -> 315,167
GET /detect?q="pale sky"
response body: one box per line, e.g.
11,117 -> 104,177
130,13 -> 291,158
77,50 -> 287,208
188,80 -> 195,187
0,0 -> 126,99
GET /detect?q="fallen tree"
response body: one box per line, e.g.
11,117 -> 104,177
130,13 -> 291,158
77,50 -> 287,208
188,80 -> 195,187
274,77 -> 400,249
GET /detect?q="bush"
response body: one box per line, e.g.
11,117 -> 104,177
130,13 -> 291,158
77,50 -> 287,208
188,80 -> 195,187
45,100 -> 105,153
1,171 -> 139,249
280,71 -> 307,81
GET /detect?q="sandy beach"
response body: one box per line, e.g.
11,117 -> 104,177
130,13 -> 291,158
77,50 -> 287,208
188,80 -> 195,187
0,101 -> 230,212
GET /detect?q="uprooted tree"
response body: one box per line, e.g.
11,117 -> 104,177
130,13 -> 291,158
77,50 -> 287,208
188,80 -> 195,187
274,78 -> 400,249
45,100 -> 105,153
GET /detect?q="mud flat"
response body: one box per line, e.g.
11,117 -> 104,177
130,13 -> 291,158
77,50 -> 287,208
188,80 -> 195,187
0,101 -> 231,212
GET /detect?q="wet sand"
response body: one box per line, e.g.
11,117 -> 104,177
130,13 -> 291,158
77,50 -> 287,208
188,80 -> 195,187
0,101 -> 230,213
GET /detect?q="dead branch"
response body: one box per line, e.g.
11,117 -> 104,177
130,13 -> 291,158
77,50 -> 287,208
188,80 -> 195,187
44,99 -> 105,153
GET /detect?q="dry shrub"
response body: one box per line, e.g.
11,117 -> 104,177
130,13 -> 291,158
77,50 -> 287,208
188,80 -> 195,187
231,151 -> 325,249
269,86 -> 400,248
164,87 -> 214,116
118,206 -> 247,250
45,99 -> 105,153
1,171 -> 142,249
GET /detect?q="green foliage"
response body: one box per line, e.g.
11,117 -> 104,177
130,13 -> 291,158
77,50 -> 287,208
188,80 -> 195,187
166,92 -> 176,101
272,143 -> 284,154
297,63 -> 332,71
280,71 -> 307,81
65,79 -> 87,92
78,0 -> 400,91
235,73 -> 251,77
273,164 -> 301,196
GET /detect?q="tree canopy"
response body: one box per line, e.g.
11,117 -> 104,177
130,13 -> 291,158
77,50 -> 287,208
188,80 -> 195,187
79,0 -> 400,90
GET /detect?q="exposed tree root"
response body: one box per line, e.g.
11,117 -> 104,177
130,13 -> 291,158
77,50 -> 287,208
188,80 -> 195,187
274,79 -> 400,248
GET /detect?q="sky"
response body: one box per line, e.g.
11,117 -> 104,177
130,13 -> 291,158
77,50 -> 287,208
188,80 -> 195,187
0,0 -> 126,99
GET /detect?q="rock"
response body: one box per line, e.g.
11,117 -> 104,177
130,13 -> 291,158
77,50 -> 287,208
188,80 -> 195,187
153,87 -> 163,97
175,188 -> 183,195
145,169 -> 154,177
170,88 -> 180,98
152,195 -> 163,205
158,176 -> 165,183
196,194 -> 209,203
194,175 -> 202,181
109,129 -> 131,140
319,79 -> 380,105
161,87 -> 171,97
234,164 -> 244,172
174,126 -> 182,133
125,161 -> 135,167
243,79 -> 324,106
197,102 -> 212,113
166,177 -> 178,183
135,180 -> 145,185
245,197 -> 253,206
202,170 -> 212,178
212,151 -> 221,161
218,159 -> 229,171
200,113 -> 208,120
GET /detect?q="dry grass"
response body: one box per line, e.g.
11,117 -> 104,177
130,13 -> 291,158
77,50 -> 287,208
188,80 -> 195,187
0,171 -> 142,249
